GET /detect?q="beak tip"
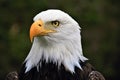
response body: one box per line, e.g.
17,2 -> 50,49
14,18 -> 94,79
30,39 -> 33,43
30,36 -> 33,43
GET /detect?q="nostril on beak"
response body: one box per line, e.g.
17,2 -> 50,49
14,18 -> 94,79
38,24 -> 42,27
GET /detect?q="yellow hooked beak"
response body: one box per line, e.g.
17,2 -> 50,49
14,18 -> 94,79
30,20 -> 56,42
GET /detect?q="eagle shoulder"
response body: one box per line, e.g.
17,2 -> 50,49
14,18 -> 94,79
76,62 -> 105,80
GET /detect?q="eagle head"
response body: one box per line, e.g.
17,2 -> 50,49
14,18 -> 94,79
25,9 -> 88,73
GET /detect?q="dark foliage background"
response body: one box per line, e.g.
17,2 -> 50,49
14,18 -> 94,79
0,0 -> 120,80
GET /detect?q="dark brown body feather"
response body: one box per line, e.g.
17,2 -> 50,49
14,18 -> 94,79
18,60 -> 105,80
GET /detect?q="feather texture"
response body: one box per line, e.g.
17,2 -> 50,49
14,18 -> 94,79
19,61 -> 95,80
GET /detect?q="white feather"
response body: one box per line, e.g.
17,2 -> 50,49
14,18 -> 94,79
25,9 -> 88,73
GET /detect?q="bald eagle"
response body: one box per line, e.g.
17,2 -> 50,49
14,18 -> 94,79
19,9 -> 105,80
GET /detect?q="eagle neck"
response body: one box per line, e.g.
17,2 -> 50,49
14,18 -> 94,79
25,37 -> 88,73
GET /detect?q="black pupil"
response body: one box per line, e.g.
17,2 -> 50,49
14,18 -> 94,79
53,21 -> 59,26
54,22 -> 57,25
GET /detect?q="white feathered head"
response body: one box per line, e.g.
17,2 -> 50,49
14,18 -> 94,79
25,9 -> 88,73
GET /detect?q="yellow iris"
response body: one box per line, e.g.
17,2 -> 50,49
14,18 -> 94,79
51,21 -> 60,27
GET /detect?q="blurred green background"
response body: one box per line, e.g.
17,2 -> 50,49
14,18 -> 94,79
0,0 -> 120,80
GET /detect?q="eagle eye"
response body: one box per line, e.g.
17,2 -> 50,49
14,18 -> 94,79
51,21 -> 60,27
